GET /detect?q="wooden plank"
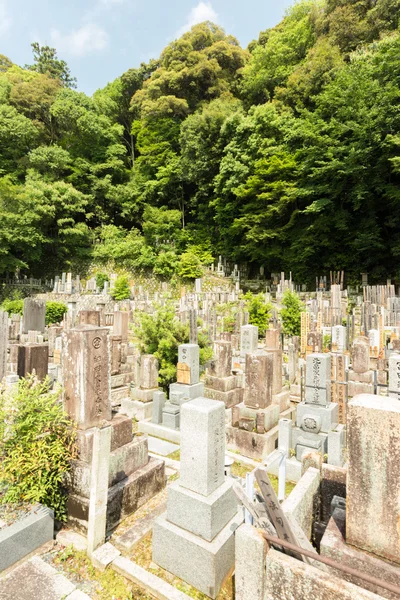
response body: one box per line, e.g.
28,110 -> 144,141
232,482 -> 276,537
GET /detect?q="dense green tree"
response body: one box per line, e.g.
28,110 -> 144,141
25,42 -> 77,88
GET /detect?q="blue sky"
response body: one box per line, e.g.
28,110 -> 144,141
0,0 -> 294,95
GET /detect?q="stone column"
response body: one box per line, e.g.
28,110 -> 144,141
62,325 -> 111,430
177,344 -> 199,385
113,311 -> 129,342
240,325 -> 258,358
352,337 -> 369,373
209,340 -> 232,379
346,394 -> 400,563
244,353 -> 273,409
388,354 -> 400,401
0,311 -> 8,380
87,424 -> 111,556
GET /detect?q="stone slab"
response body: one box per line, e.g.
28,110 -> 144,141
205,375 -> 238,392
121,398 -> 153,421
76,413 -> 132,462
113,501 -> 167,551
152,510 -> 243,600
321,508 -> 399,600
0,505 -> 54,572
147,437 -> 179,456
138,420 -> 181,444
166,479 -> 238,542
0,556 -> 75,600
264,547 -> 383,600
235,524 -> 267,600
91,542 -> 121,572
112,555 -> 192,600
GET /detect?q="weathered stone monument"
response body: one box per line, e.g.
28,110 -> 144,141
153,397 -> 243,598
0,310 -> 8,380
121,354 -> 160,420
17,343 -> 49,381
63,324 -> 165,533
204,340 -> 243,408
22,298 -> 46,334
278,353 -> 345,471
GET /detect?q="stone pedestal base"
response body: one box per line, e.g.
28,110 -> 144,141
226,425 -> 278,461
272,389 -> 291,412
67,457 -> 165,534
111,386 -> 130,407
153,510 -> 243,599
204,386 -> 243,408
120,398 -> 153,421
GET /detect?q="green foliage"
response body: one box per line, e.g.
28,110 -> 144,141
1,298 -> 23,315
25,42 -> 77,89
178,252 -> 203,280
95,272 -> 109,290
111,275 -> 131,300
243,292 -> 272,337
280,290 -> 304,336
45,301 -> 67,325
135,303 -> 211,389
0,377 -> 76,521
1,4 -> 400,280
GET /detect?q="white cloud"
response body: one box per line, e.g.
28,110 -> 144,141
0,0 -> 12,37
50,23 -> 108,57
177,2 -> 218,37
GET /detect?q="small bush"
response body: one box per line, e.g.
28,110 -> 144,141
0,377 -> 76,521
111,275 -> 131,300
46,301 -> 67,325
280,290 -> 304,336
1,299 -> 23,315
178,252 -> 203,280
95,272 -> 109,290
243,292 -> 272,337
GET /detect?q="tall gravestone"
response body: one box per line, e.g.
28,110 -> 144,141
240,325 -> 258,358
62,325 -> 112,429
153,397 -> 243,599
388,354 -> 400,401
22,298 -> 46,334
17,344 -> 49,381
0,311 -> 8,381
347,394 -> 400,564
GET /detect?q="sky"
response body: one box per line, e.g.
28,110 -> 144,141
0,0 -> 294,95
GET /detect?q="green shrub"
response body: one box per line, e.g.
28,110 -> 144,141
153,250 -> 180,279
178,252 -> 203,280
111,275 -> 131,300
135,303 -> 211,390
46,301 -> 67,325
280,290 -> 304,336
95,272 -> 109,290
0,377 -> 76,521
243,292 -> 272,337
1,299 -> 23,315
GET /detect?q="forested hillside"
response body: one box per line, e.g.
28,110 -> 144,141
1,0 -> 400,283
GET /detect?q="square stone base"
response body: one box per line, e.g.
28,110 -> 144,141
204,386 -> 243,408
167,479 -> 238,542
296,402 -> 338,434
111,386 -> 130,406
205,375 -> 238,392
131,387 -> 158,403
226,424 -> 278,461
169,382 -> 205,400
120,398 -> 153,421
153,510 -> 243,599
272,389 -> 291,412
320,508 -> 400,599
67,457 -> 165,534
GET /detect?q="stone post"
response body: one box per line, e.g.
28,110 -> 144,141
79,310 -> 101,326
347,394 -> 400,564
177,344 -> 200,385
0,311 -> 8,381
113,311 -> 129,342
209,340 -> 232,379
240,325 -> 258,358
87,425 -> 112,556
388,354 -> 400,401
17,344 -> 49,381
